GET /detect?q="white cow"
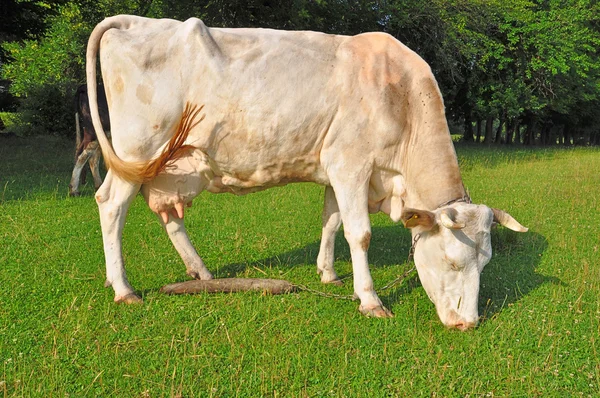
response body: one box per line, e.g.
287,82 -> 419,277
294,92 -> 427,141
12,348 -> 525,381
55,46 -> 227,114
87,15 -> 527,330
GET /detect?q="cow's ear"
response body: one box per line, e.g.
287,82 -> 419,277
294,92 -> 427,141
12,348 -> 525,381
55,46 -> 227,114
401,208 -> 436,231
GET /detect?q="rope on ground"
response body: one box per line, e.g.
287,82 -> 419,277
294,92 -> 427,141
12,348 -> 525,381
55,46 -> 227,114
293,235 -> 421,300
292,265 -> 417,301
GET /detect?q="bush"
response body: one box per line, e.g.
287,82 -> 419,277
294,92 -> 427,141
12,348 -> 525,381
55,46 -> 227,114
1,3 -> 89,137
0,111 -> 24,134
17,82 -> 78,136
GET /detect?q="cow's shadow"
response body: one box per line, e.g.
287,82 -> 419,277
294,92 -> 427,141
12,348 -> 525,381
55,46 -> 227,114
214,225 -> 414,281
476,229 -> 556,321
383,228 -> 555,321
211,225 -> 554,322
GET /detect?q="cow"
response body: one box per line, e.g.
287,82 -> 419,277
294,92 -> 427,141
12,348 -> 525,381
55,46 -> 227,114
69,84 -> 110,196
86,15 -> 527,330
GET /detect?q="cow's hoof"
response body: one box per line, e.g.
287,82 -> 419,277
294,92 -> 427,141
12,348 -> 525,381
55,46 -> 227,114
324,278 -> 343,286
115,293 -> 143,304
69,191 -> 81,197
359,305 -> 394,318
317,269 -> 341,285
186,269 -> 213,280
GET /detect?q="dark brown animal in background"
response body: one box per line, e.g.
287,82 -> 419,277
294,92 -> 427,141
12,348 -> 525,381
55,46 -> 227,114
69,84 -> 110,196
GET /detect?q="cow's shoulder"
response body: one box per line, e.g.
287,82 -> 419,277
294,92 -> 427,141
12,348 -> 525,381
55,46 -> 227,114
339,32 -> 433,80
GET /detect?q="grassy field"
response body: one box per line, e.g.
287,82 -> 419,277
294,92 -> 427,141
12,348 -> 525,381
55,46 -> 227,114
1,134 -> 599,396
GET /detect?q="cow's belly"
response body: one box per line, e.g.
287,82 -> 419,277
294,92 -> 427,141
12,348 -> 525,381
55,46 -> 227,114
207,153 -> 329,195
142,146 -> 403,222
142,148 -> 329,214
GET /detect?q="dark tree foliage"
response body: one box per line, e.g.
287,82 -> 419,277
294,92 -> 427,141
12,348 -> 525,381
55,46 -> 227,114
1,0 -> 599,144
0,0 -> 69,112
151,0 -> 381,34
0,0 -> 71,62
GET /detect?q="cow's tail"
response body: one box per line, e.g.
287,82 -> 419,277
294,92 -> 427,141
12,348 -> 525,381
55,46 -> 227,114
86,16 -> 203,185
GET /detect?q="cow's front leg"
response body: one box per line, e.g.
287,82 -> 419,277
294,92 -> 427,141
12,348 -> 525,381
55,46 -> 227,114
69,143 -> 94,196
87,141 -> 103,190
329,172 -> 393,318
160,214 -> 213,280
95,170 -> 141,303
316,186 -> 342,284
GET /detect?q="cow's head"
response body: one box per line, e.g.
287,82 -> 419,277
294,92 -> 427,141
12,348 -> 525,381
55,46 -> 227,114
401,203 -> 527,330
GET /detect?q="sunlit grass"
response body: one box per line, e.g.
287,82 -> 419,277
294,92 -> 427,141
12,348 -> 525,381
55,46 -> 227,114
1,135 -> 599,396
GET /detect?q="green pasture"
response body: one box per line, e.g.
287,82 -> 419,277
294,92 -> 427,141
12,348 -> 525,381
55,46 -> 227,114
0,135 -> 599,396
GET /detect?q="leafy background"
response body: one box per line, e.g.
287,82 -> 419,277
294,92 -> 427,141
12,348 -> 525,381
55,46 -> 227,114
1,0 -> 600,144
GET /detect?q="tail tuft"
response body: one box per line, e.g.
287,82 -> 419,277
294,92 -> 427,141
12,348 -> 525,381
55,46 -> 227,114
104,102 -> 205,184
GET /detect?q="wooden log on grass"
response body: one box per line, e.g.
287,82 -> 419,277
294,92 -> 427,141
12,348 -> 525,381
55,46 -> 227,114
160,278 -> 297,295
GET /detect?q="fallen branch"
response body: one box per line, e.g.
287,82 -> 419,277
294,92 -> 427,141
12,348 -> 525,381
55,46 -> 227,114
160,278 -> 297,295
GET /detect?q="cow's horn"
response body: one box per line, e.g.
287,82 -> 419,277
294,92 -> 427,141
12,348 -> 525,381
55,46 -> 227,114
491,208 -> 528,232
440,209 -> 465,230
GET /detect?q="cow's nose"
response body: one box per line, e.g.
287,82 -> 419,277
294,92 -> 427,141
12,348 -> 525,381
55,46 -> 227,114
452,320 -> 477,331
445,310 -> 478,331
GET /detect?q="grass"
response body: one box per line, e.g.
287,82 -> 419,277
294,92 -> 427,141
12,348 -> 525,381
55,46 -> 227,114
1,135 -> 599,396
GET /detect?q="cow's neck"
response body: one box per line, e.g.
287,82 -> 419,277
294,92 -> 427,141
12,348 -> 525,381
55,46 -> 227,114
400,97 -> 466,211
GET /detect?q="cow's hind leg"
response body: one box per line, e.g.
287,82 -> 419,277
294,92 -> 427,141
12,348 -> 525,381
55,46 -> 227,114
95,170 -> 142,303
328,165 -> 392,318
160,215 -> 213,280
87,141 -> 103,190
316,186 -> 342,284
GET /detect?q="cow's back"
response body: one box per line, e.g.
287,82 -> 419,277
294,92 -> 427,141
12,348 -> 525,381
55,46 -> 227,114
99,18 -> 347,180
97,16 -> 454,196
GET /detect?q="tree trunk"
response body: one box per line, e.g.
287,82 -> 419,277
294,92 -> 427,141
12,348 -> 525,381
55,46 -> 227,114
557,126 -> 564,145
563,124 -> 571,146
505,119 -> 515,144
483,117 -> 493,144
494,114 -> 505,143
554,126 -> 562,145
540,124 -> 550,145
463,113 -> 474,142
523,121 -> 534,145
476,119 -> 482,143
505,119 -> 521,145
505,122 -> 512,145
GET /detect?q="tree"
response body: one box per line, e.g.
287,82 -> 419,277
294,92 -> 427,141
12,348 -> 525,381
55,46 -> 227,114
1,3 -> 89,135
0,0 -> 71,113
1,0 -> 600,142
0,0 -> 70,62
477,0 -> 600,144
